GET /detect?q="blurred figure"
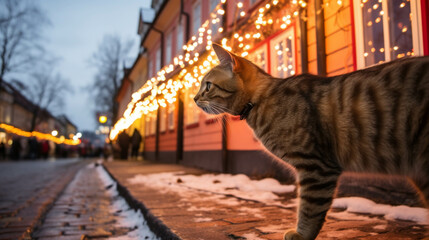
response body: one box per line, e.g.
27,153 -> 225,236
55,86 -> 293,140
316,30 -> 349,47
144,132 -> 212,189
10,137 -> 21,160
117,131 -> 130,160
28,137 -> 39,159
40,140 -> 50,159
0,140 -> 6,160
130,129 -> 141,159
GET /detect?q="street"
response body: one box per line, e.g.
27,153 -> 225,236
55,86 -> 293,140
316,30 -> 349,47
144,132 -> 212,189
0,159 -> 89,239
0,159 -> 157,240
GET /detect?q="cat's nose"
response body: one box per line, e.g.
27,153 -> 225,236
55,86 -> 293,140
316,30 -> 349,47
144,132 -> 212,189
193,96 -> 199,103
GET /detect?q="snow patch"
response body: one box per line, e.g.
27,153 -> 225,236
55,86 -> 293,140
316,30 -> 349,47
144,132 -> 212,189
332,197 -> 428,225
194,217 -> 213,222
95,165 -> 160,240
127,172 -> 295,206
241,232 -> 266,240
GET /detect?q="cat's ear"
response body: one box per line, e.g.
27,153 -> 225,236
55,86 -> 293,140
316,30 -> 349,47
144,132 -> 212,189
212,43 -> 240,72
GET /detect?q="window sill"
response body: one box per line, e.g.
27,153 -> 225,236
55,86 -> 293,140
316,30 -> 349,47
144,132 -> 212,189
185,123 -> 199,129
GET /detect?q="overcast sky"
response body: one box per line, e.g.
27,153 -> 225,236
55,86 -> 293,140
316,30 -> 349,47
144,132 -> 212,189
35,0 -> 151,131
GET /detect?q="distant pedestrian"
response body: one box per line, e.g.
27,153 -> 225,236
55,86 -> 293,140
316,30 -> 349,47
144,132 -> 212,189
0,141 -> 6,160
117,131 -> 130,160
10,137 -> 21,160
41,140 -> 50,159
130,129 -> 142,159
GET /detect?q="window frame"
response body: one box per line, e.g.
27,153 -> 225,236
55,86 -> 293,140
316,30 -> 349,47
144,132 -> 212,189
159,106 -> 167,133
168,102 -> 175,130
166,31 -> 172,65
177,21 -> 184,55
248,43 -> 269,73
269,26 -> 297,78
353,0 -> 424,69
185,85 -> 200,126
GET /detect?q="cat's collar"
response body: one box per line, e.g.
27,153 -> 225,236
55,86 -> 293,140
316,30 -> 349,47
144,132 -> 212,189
239,102 -> 254,120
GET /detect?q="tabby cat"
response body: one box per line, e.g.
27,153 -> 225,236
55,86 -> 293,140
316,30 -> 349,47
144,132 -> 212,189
194,43 -> 429,240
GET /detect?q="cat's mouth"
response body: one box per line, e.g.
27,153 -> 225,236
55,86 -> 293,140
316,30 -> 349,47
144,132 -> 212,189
195,101 -> 222,115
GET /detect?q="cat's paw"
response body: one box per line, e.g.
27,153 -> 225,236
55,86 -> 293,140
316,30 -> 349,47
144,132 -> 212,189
283,229 -> 305,240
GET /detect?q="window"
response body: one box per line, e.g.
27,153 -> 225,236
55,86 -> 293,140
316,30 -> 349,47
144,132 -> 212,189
168,102 -> 175,130
156,47 -> 161,73
144,115 -> 150,136
353,0 -> 423,68
148,58 -> 154,79
270,27 -> 296,78
249,44 -> 268,73
150,112 -> 156,135
193,1 -> 201,37
166,32 -> 172,65
177,21 -> 184,55
210,0 -> 223,36
185,85 -> 200,125
159,106 -> 167,132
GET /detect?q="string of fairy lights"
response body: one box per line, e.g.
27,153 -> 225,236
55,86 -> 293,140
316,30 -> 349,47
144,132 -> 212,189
0,123 -> 81,145
109,0 -> 311,140
110,0 -> 409,140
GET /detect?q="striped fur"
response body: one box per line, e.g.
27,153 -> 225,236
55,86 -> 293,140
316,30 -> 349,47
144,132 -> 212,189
194,44 -> 429,240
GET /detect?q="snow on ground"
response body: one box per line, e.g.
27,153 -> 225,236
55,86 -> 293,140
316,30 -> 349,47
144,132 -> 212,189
127,172 -> 295,205
128,171 -> 429,225
95,164 -> 160,240
332,197 -> 428,225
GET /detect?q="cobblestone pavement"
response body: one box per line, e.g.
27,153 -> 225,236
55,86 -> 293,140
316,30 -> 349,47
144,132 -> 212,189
104,161 -> 428,240
0,159 -> 89,240
32,163 -> 138,240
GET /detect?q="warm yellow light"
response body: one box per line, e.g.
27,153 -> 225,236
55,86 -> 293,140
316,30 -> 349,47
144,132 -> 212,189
99,115 -> 107,124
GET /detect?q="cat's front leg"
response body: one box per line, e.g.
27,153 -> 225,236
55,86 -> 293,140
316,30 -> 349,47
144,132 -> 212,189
284,167 -> 341,240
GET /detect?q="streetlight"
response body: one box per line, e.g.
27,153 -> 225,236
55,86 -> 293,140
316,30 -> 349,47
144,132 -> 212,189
51,130 -> 58,136
99,115 -> 107,124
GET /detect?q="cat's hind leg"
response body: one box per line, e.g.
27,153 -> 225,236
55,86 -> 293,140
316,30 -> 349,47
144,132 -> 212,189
284,163 -> 341,240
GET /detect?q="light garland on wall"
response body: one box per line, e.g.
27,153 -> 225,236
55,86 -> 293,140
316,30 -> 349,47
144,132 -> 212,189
110,0 -> 311,140
0,123 -> 81,145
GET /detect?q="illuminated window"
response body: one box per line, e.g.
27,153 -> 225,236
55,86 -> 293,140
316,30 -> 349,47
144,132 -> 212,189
353,0 -> 423,68
193,1 -> 201,37
168,102 -> 175,130
159,106 -> 167,132
185,85 -> 200,125
249,44 -> 268,73
270,27 -> 296,78
144,115 -> 150,136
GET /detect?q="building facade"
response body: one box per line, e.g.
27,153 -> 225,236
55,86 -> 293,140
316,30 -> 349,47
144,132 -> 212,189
113,0 -> 429,178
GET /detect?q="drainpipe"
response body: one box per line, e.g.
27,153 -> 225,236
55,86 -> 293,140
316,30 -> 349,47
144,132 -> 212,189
299,7 -> 309,74
176,0 -> 190,163
314,0 -> 327,76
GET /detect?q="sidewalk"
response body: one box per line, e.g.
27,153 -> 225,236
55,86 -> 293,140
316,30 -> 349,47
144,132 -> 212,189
103,160 -> 428,240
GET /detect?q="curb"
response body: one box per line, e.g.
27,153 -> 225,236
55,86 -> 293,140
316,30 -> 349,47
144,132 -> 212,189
101,163 -> 181,240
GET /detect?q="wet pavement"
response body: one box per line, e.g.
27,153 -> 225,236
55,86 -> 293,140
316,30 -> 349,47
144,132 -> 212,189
0,159 -> 89,240
31,163 -> 136,240
103,161 -> 428,240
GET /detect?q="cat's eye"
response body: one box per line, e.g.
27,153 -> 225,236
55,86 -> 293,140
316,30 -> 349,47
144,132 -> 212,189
206,82 -> 212,91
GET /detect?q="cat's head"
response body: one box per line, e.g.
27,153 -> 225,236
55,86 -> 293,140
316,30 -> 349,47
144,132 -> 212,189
194,44 -> 261,116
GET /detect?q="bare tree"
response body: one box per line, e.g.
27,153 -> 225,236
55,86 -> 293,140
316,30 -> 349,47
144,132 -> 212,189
89,34 -> 133,125
0,0 -> 49,86
21,68 -> 73,131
